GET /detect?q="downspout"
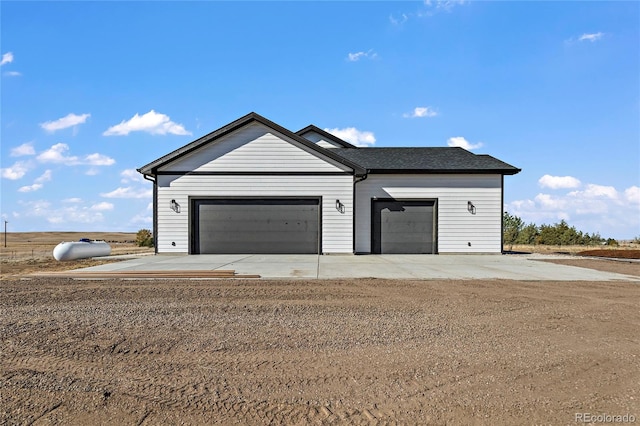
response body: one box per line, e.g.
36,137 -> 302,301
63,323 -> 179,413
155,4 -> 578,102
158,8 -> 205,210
500,174 -> 504,254
143,173 -> 158,254
352,171 -> 368,254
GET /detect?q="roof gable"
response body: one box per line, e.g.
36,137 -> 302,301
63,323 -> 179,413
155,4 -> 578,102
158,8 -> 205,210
138,113 -> 365,175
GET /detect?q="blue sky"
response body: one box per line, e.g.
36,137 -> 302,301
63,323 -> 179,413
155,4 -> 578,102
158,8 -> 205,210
1,1 -> 639,239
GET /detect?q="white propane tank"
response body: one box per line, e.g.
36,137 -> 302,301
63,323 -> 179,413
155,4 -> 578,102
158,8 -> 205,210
53,239 -> 111,261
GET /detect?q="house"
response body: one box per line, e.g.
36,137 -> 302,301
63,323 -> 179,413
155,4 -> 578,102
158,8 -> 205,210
137,112 -> 520,254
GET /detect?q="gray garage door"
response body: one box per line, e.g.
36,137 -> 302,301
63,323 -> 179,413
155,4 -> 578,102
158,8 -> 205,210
192,199 -> 320,254
372,200 -> 436,254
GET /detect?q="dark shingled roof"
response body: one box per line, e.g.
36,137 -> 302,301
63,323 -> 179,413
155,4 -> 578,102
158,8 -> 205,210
332,147 -> 520,174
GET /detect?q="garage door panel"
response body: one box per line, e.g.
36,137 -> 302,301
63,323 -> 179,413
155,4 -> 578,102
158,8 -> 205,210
372,200 -> 436,254
194,199 -> 319,254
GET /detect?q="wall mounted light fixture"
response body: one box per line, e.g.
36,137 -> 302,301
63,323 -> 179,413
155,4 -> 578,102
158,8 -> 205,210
467,201 -> 476,215
170,199 -> 181,213
335,199 -> 346,214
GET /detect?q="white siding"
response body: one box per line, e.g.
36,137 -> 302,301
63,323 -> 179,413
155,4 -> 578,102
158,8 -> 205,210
159,123 -> 350,173
355,174 -> 503,253
157,174 -> 353,254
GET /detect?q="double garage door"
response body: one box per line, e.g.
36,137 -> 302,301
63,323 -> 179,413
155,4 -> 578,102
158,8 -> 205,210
192,199 -> 320,254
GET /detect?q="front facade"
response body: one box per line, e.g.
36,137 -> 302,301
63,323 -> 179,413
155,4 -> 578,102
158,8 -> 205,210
138,113 -> 520,255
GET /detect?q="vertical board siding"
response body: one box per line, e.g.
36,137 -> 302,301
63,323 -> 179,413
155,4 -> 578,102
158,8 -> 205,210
158,123 -> 349,173
355,174 -> 503,253
157,175 -> 353,253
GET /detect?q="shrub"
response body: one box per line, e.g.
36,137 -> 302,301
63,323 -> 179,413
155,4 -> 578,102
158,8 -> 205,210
136,229 -> 154,247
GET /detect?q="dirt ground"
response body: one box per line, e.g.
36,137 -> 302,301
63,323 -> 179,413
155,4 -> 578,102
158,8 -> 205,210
2,276 -> 638,425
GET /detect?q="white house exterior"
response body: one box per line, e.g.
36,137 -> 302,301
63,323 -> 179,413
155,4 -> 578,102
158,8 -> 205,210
138,113 -> 520,255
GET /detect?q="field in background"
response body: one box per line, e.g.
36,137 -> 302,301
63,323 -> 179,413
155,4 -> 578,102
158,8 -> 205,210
0,232 -> 153,279
507,243 -> 640,256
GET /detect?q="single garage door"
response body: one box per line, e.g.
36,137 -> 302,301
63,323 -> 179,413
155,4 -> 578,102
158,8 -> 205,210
372,199 -> 436,254
192,199 -> 320,254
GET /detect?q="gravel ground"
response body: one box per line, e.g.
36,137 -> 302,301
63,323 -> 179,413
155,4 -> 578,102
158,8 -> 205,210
1,276 -> 638,425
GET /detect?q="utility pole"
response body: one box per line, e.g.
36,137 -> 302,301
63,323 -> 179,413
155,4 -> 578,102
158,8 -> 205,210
4,220 -> 7,248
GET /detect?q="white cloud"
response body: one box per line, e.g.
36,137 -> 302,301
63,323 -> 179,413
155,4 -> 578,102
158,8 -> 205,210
507,183 -> 640,239
1,161 -> 31,180
100,187 -> 152,199
446,136 -> 483,150
538,174 -> 581,189
40,113 -> 90,133
18,183 -> 43,193
120,168 -> 146,184
1,52 -> 13,66
103,110 -> 191,136
624,186 -> 640,204
347,49 -> 378,62
11,142 -> 35,157
85,153 -> 116,166
3,71 -> 21,77
568,183 -> 618,200
403,106 -> 439,118
90,202 -> 114,211
579,32 -> 603,42
36,143 -> 115,167
85,168 -> 99,176
36,143 -> 79,164
324,127 -> 376,147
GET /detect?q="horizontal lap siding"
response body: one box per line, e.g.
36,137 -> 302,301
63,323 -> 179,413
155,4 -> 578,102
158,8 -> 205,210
159,123 -> 349,173
157,175 -> 353,253
355,174 -> 502,253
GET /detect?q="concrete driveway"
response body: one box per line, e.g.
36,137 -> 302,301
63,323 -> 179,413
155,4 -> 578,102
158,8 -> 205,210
75,253 -> 639,281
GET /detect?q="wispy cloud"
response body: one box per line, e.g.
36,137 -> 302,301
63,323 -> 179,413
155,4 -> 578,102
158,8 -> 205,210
36,143 -> 115,166
1,52 -> 13,66
40,113 -> 90,133
566,32 -> 605,45
403,106 -> 439,118
389,13 -> 408,26
120,168 -> 146,184
10,142 -> 35,157
3,71 -> 21,77
347,49 -> 378,62
538,174 -> 581,189
18,170 -> 51,193
100,187 -> 152,199
103,110 -> 191,136
579,32 -> 604,42
324,127 -> 376,147
446,136 -> 483,150
20,199 -> 111,225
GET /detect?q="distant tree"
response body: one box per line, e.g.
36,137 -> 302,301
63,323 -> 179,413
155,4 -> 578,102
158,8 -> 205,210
605,238 -> 619,247
503,212 -> 524,250
516,223 -> 539,245
136,229 -> 154,247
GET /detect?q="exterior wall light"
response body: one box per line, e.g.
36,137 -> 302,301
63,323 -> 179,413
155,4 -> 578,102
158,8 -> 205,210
335,199 -> 346,214
170,199 -> 181,213
467,201 -> 476,215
